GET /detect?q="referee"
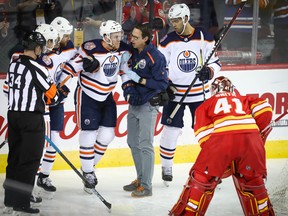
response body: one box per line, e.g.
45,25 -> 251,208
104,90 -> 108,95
3,31 -> 59,215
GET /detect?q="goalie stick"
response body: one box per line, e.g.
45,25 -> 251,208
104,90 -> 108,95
166,1 -> 246,124
44,135 -> 112,211
261,110 -> 288,141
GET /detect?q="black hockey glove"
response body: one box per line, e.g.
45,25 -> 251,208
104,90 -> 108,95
198,66 -> 212,82
149,91 -> 169,106
166,80 -> 177,101
83,55 -> 100,73
57,84 -> 70,103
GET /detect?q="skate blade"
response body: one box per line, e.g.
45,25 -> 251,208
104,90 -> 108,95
34,186 -> 55,200
83,187 -> 94,194
12,211 -> 40,216
163,181 -> 170,187
3,207 -> 13,214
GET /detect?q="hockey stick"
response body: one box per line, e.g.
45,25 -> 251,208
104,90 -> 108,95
261,110 -> 288,134
44,135 -> 112,211
0,138 -> 8,149
166,1 -> 246,124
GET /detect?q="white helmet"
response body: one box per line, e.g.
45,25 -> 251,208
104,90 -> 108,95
99,20 -> 122,38
51,17 -> 73,39
168,3 -> 190,22
35,24 -> 59,51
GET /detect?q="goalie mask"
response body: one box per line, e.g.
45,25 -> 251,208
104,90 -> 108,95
35,24 -> 59,52
210,76 -> 234,96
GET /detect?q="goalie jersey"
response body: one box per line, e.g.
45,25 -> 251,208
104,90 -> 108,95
194,92 -> 273,146
158,27 -> 221,103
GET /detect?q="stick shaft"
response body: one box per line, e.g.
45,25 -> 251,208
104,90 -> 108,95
44,135 -> 112,209
0,139 -> 8,149
167,2 -> 246,123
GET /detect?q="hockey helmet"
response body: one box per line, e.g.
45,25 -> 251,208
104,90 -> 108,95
22,31 -> 46,50
210,76 -> 234,96
99,20 -> 122,38
51,17 -> 73,39
168,3 -> 190,22
35,24 -> 59,50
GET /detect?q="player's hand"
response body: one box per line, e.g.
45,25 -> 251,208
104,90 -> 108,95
198,66 -> 212,82
82,55 -> 100,73
166,80 -> 177,100
57,84 -> 70,103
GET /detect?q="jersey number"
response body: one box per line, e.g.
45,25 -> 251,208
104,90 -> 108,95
9,74 -> 22,89
214,98 -> 245,114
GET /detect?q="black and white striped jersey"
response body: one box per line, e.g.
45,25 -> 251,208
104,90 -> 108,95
6,55 -> 56,114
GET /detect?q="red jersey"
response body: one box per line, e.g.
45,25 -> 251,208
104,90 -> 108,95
122,0 -> 166,46
194,92 -> 273,146
192,91 -> 272,177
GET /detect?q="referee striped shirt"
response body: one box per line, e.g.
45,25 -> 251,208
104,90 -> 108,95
6,55 -> 55,114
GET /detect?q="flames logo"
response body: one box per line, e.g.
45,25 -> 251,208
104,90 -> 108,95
102,55 -> 119,77
177,50 -> 198,73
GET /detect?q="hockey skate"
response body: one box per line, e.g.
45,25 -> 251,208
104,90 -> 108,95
30,195 -> 42,208
82,170 -> 98,194
162,166 -> 173,187
3,206 -> 13,214
36,174 -> 56,199
12,206 -> 40,216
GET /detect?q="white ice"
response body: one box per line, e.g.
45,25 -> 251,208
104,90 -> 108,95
0,159 -> 287,216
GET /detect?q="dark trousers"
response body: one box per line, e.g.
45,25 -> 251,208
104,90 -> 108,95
4,111 -> 45,208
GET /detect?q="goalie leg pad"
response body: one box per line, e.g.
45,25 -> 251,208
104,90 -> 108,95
232,174 -> 275,216
169,170 -> 218,216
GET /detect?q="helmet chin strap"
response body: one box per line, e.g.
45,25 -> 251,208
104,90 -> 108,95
178,19 -> 188,35
104,36 -> 117,50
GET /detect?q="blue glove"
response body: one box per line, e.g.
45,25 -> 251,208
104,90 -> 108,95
57,84 -> 70,103
122,82 -> 142,105
127,94 -> 142,105
125,70 -> 141,83
198,66 -> 212,82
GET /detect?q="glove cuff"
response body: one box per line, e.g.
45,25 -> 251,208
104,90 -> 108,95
122,81 -> 135,90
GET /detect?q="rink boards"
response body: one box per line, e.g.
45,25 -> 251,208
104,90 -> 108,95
0,66 -> 287,173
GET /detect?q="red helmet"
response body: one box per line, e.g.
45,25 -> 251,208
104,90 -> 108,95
210,76 -> 234,96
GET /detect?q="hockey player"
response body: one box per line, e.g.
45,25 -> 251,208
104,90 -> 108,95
169,76 -> 274,216
158,3 -> 221,184
75,20 -> 131,194
36,17 -> 81,197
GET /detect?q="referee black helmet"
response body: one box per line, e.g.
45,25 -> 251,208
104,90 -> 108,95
22,31 -> 46,50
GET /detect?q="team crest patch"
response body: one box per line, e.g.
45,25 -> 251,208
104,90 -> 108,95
102,55 -> 120,77
84,42 -> 96,50
42,55 -> 52,66
177,50 -> 198,72
139,59 -> 146,69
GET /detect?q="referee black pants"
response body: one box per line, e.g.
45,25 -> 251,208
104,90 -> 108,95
4,111 -> 45,208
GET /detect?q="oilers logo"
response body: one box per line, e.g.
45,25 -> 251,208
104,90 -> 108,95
177,50 -> 198,72
102,55 -> 119,77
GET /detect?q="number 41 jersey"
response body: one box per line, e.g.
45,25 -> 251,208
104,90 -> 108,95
194,92 -> 273,146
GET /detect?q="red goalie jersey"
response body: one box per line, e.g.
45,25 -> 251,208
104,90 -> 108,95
194,92 -> 273,146
193,77 -> 273,177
